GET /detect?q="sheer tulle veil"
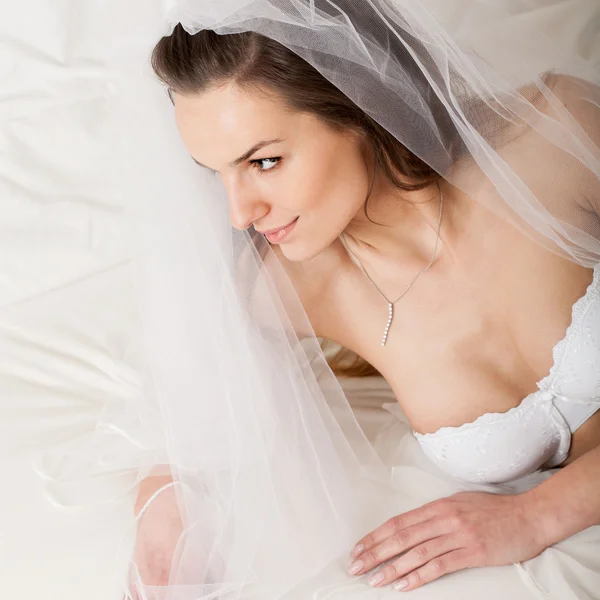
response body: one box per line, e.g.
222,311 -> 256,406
37,1 -> 600,599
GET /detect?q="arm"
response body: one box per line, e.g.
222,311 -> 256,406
345,444 -> 600,593
126,473 -> 183,594
519,73 -> 600,544
134,473 -> 175,517
524,443 -> 600,547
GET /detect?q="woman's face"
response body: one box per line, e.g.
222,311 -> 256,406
174,82 -> 372,261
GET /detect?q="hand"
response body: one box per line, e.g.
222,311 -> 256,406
348,491 -> 548,591
123,476 -> 183,599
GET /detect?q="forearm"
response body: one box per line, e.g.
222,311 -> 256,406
524,444 -> 600,547
134,472 -> 174,517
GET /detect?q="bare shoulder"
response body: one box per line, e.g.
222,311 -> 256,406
497,72 -> 600,217
543,73 -> 600,216
546,72 -> 599,110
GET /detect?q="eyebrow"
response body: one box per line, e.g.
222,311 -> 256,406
191,138 -> 284,170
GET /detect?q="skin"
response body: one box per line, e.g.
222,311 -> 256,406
129,79 -> 600,593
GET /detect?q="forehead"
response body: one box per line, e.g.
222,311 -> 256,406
173,83 -> 300,164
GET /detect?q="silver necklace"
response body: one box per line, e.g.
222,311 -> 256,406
340,185 -> 444,347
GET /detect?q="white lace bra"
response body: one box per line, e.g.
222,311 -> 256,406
413,263 -> 600,484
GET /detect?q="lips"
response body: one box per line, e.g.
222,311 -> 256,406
259,218 -> 298,236
259,217 -> 299,244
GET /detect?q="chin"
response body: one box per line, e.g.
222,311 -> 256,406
276,239 -> 324,263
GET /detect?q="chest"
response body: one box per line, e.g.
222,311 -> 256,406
313,249 -> 594,435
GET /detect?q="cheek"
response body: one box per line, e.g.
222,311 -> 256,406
261,159 -> 326,214
302,148 -> 369,221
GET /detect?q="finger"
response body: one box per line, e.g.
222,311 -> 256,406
390,548 -> 476,591
351,501 -> 443,558
349,518 -> 450,576
365,535 -> 463,588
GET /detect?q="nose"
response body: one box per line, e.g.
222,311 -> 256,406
226,179 -> 270,231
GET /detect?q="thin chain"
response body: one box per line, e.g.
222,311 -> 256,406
340,184 -> 444,346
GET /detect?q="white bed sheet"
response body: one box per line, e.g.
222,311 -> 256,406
1,1 -> 147,596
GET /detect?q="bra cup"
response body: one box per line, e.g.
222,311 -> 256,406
541,395 -> 573,468
416,393 -> 566,484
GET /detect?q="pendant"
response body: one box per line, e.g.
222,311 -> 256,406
381,303 -> 393,347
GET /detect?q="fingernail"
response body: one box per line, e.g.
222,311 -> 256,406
394,579 -> 408,591
351,544 -> 364,558
348,560 -> 364,575
368,572 -> 385,587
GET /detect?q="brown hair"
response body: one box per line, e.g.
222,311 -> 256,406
151,25 -> 448,193
150,25 -> 455,377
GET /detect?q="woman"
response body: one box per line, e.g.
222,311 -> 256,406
123,1 -> 600,599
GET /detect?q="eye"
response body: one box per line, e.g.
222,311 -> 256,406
250,157 -> 281,174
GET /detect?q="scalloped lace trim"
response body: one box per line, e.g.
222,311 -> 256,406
412,390 -> 554,439
537,264 -> 600,392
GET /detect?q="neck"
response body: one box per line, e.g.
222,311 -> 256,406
342,173 -> 452,266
